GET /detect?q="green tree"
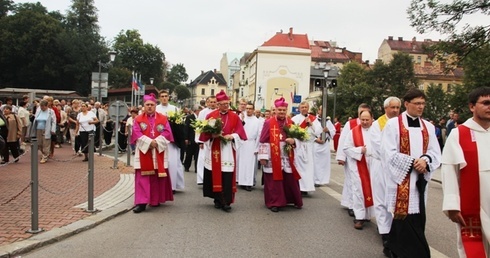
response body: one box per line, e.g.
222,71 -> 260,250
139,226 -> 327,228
448,84 -> 472,120
0,5 -> 65,88
0,0 -> 13,18
424,84 -> 449,121
159,81 -> 176,94
174,84 -> 191,100
462,43 -> 490,90
408,0 -> 490,67
167,63 -> 188,85
112,29 -> 166,89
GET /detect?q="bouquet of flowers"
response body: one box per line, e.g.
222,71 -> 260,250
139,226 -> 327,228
282,124 -> 309,152
192,118 -> 230,143
166,111 -> 186,125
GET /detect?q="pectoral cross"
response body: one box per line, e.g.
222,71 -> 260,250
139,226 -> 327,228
150,129 -> 155,137
271,126 -> 280,142
462,217 -> 482,238
213,150 -> 220,162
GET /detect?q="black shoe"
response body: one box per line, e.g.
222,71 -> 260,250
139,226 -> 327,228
172,190 -> 176,194
221,205 -> 231,212
301,191 -> 309,196
214,199 -> 222,209
184,168 -> 189,172
245,186 -> 252,192
348,209 -> 355,217
270,207 -> 279,212
382,247 -> 391,257
133,204 -> 146,213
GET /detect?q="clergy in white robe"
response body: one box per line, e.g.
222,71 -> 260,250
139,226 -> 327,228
336,103 -> 371,215
237,104 -> 263,190
156,90 -> 184,191
313,108 -> 336,185
369,97 -> 401,257
195,96 -> 217,184
441,87 -> 490,258
343,110 -> 374,229
291,102 -> 322,193
380,89 -> 441,258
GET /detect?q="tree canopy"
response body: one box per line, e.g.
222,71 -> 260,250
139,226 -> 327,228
408,0 -> 490,66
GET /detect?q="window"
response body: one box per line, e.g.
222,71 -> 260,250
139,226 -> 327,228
211,89 -> 215,95
417,56 -> 421,64
201,88 -> 205,95
418,84 -> 425,90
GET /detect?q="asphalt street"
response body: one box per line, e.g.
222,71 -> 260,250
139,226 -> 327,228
22,148 -> 459,258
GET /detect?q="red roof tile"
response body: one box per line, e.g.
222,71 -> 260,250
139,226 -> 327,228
262,28 -> 310,49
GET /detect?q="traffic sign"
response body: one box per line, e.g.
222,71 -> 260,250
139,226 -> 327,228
91,88 -> 108,98
109,101 -> 129,122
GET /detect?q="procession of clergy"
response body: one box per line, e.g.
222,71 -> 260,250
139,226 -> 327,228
129,86 -> 490,258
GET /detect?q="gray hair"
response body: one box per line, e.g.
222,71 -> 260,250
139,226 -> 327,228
383,96 -> 401,108
40,100 -> 49,107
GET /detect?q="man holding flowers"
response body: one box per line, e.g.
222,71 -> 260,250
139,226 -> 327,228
198,90 -> 247,212
258,97 -> 303,212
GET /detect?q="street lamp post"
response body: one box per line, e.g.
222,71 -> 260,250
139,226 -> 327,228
97,51 -> 117,102
322,67 -> 330,141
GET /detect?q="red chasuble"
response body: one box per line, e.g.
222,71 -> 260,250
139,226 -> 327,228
394,115 -> 428,220
206,110 -> 245,193
135,113 -> 167,177
299,114 -> 317,129
269,117 -> 301,181
352,125 -> 373,207
458,125 -> 486,258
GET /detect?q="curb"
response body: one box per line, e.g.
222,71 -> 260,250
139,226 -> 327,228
0,194 -> 133,258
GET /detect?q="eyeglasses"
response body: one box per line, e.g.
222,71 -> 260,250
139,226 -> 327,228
476,100 -> 490,106
409,101 -> 426,106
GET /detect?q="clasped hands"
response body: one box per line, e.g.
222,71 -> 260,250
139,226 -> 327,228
413,158 -> 428,173
149,140 -> 158,149
212,133 -> 234,141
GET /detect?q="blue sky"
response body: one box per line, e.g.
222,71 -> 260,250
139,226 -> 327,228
16,0 -> 455,81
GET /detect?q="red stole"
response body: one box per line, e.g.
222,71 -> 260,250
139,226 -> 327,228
352,125 -> 373,207
394,115 -> 428,219
208,110 -> 238,193
458,125 -> 486,258
269,117 -> 301,181
349,119 -> 359,130
299,114 -> 317,129
135,113 -> 167,177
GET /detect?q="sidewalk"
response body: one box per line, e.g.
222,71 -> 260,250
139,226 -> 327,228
0,142 -> 135,256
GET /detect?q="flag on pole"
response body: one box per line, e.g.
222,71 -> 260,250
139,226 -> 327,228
138,74 -> 143,89
132,72 -> 139,90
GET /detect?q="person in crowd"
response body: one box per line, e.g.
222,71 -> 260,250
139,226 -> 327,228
131,93 -> 174,213
67,100 -> 81,155
93,101 -> 107,149
103,103 -> 114,146
30,100 -> 56,164
380,89 -> 441,258
313,106 -> 336,186
333,116 -> 342,152
17,101 -> 30,148
237,102 -> 263,191
441,87 -> 490,258
195,96 -> 217,185
369,96 -> 401,257
45,97 -> 60,158
125,108 -> 139,154
292,101 -> 323,195
183,105 -> 200,172
156,89 -> 185,192
75,102 -> 98,162
344,109 -> 374,230
1,97 -> 18,114
1,106 -> 22,164
258,97 -> 303,212
336,103 -> 371,217
446,111 -> 460,136
199,90 -> 247,212
56,101 -> 68,147
117,111 -> 130,154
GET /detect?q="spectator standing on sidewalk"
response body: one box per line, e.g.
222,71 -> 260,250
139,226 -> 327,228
30,100 -> 56,164
75,103 -> 98,162
17,101 -> 30,148
1,106 -> 22,164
